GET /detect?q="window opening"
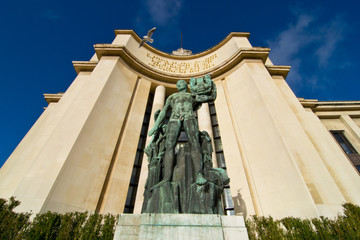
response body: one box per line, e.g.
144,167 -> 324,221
123,93 -> 153,213
209,102 -> 235,215
331,130 -> 360,174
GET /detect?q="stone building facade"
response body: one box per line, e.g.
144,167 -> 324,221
1,30 -> 360,219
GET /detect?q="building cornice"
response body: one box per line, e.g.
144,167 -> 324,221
92,44 -> 269,83
43,93 -> 64,104
299,98 -> 360,118
73,30 -> 289,82
72,61 -> 97,74
266,65 -> 291,78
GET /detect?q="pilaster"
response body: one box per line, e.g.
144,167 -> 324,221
273,75 -> 360,211
98,78 -> 151,214
214,80 -> 256,217
340,115 -> 360,147
12,56 -> 139,213
223,60 -> 322,218
0,72 -> 91,201
198,103 -> 217,167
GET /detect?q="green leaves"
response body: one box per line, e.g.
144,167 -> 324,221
0,198 -> 117,240
0,197 -> 31,240
246,203 -> 360,240
2,197 -> 360,240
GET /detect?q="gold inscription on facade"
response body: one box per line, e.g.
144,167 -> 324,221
146,53 -> 218,74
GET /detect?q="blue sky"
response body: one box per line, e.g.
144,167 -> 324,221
0,0 -> 359,167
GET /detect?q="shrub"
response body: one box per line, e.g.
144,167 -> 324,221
246,203 -> 360,240
0,198 -> 117,240
2,197 -> 360,239
0,197 -> 31,240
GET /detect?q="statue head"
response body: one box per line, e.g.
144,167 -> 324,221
176,80 -> 188,92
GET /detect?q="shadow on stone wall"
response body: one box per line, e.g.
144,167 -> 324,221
232,189 -> 247,218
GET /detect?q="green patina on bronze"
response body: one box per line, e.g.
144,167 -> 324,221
142,75 -> 229,214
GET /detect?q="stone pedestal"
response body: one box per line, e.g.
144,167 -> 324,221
114,213 -> 248,240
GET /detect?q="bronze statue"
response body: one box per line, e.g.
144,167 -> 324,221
148,78 -> 216,188
142,75 -> 229,214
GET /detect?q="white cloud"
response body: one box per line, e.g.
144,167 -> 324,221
268,14 -> 313,65
267,14 -> 314,87
146,0 -> 184,26
315,17 -> 346,67
134,0 -> 184,51
267,11 -> 347,92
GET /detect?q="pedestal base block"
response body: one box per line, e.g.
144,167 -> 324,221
114,213 -> 248,240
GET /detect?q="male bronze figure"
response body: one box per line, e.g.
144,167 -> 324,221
143,75 -> 228,214
148,78 -> 217,189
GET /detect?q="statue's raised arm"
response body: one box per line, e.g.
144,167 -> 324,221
190,74 -> 217,103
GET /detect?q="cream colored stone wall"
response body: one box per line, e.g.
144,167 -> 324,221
222,60 -> 323,218
353,118 -> 360,128
321,118 -> 360,153
197,103 -> 217,167
98,78 -> 151,214
1,56 -> 143,213
340,115 -> 360,151
214,80 -> 256,217
272,76 -> 360,216
0,103 -> 57,199
40,58 -> 140,213
0,71 -> 91,201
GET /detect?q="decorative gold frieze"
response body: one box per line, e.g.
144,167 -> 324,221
146,52 -> 218,74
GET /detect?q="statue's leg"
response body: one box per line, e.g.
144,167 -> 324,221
151,119 -> 181,189
184,118 -> 207,185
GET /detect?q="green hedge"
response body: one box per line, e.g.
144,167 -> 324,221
245,203 -> 360,240
0,197 -> 117,240
2,197 -> 360,239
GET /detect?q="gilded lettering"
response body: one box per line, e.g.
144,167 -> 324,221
146,52 -> 217,74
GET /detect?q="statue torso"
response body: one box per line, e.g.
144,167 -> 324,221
169,92 -> 196,120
